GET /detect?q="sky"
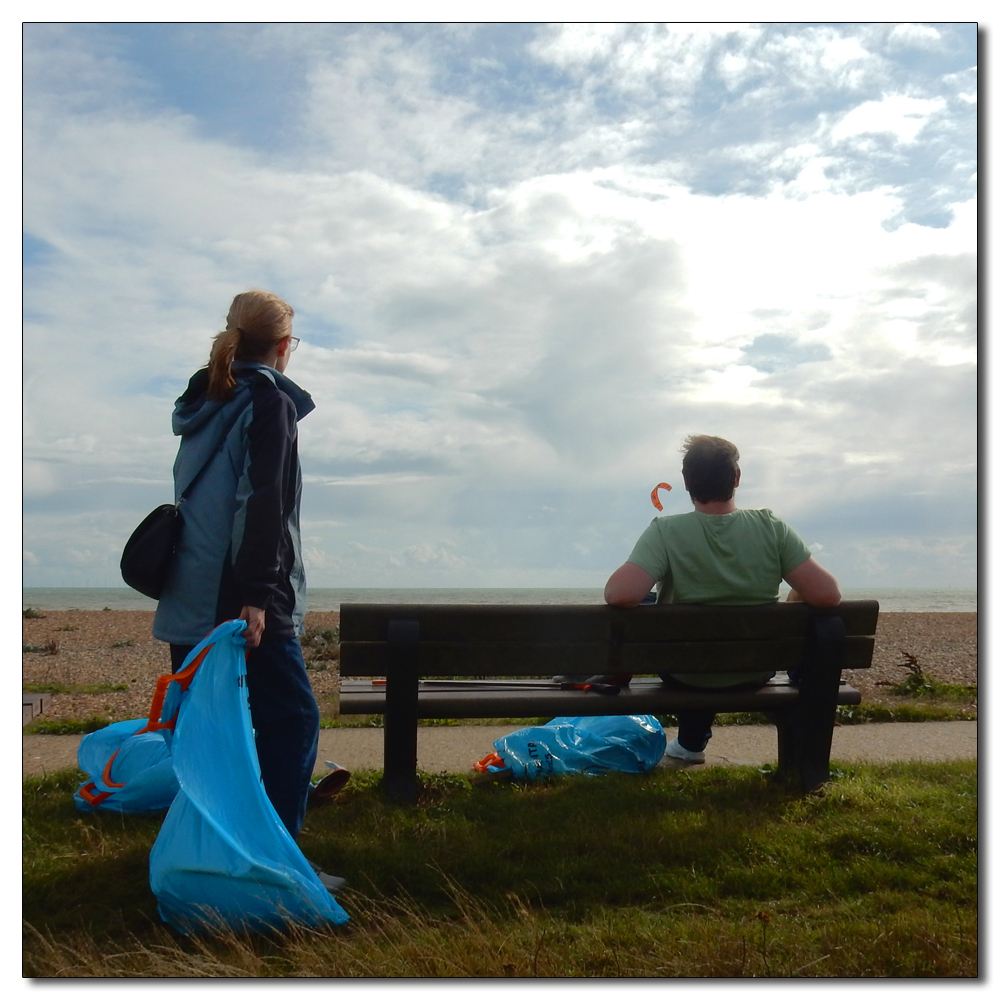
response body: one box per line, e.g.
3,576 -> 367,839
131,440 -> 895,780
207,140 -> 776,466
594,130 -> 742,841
21,20 -> 978,591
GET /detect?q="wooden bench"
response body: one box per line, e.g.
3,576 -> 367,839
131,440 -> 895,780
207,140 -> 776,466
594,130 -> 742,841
338,600 -> 879,802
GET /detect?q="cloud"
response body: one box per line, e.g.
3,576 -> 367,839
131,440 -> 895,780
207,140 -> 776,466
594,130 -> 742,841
887,23 -> 946,51
21,23 -> 978,589
830,94 -> 947,145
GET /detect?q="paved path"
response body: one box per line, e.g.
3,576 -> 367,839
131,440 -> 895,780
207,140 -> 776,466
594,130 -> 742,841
23,721 -> 977,778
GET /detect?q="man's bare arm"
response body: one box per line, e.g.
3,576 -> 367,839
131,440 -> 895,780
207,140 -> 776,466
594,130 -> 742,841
604,562 -> 656,608
783,557 -> 841,607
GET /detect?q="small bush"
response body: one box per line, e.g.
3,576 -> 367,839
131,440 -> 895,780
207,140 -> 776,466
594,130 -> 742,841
889,651 -> 977,700
23,641 -> 59,656
301,627 -> 340,665
23,607 -> 46,619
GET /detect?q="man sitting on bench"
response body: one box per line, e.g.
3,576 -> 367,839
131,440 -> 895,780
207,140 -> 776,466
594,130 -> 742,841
602,434 -> 842,763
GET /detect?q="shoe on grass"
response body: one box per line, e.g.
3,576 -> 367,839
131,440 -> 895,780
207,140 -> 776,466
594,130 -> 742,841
307,859 -> 348,895
664,737 -> 706,764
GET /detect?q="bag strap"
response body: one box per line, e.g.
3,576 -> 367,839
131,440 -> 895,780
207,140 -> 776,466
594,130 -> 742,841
177,388 -> 255,504
99,642 -> 216,790
139,643 -> 214,734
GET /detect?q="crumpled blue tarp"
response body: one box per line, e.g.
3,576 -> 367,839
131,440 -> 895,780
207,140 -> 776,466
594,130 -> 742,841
492,715 -> 666,780
148,620 -> 348,934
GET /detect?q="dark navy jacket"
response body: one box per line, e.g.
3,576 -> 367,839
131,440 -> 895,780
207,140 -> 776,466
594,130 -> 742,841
152,362 -> 315,646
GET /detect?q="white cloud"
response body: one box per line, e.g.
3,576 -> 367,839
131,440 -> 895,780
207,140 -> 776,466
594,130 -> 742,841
830,94 -> 948,145
887,23 -> 945,51
21,23 -> 978,589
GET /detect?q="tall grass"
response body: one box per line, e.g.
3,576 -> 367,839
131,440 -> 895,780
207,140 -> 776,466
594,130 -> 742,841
24,762 -> 977,977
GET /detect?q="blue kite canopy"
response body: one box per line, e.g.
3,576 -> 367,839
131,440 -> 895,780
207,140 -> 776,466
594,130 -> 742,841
148,620 -> 348,934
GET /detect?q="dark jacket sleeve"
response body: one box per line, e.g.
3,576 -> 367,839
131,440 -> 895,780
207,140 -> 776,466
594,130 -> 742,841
231,383 -> 297,611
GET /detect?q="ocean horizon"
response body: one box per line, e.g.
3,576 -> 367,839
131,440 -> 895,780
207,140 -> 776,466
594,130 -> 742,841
22,586 -> 978,614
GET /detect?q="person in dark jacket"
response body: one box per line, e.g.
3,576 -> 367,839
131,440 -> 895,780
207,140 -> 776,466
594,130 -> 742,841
153,290 -> 342,891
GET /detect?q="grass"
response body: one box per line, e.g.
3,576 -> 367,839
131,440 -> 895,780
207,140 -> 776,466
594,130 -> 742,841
36,699 -> 972,735
318,696 -> 976,730
23,717 -> 112,736
24,683 -> 129,695
23,760 -> 976,977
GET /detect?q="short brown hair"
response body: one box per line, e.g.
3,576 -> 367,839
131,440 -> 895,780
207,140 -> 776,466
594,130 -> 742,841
681,435 -> 740,503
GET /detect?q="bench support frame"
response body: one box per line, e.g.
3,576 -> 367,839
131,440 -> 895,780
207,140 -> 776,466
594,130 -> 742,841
769,612 -> 846,791
339,603 -> 873,804
383,619 -> 421,803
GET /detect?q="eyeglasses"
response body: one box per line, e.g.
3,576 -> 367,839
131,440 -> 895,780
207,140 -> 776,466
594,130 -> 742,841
289,337 -> 300,352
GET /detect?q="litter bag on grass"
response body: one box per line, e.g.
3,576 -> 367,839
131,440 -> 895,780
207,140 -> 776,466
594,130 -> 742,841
148,620 -> 348,934
489,715 -> 666,780
75,721 -> 177,813
74,643 -> 207,813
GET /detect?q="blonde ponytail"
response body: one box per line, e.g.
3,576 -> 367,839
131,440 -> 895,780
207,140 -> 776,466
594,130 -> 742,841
207,327 -> 241,401
205,290 -> 295,401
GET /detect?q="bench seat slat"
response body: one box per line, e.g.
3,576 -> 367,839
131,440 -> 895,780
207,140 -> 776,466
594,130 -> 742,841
337,677 -> 862,718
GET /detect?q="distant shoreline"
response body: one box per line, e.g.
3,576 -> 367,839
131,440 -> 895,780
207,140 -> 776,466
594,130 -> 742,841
23,586 -> 978,614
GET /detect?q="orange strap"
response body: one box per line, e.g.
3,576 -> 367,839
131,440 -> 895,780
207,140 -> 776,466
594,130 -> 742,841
136,643 -> 213,735
473,751 -> 506,773
101,749 -> 127,788
90,638 -> 220,793
77,782 -> 112,806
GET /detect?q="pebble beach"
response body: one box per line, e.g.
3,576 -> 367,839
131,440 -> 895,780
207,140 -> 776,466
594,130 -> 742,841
23,609 -> 977,725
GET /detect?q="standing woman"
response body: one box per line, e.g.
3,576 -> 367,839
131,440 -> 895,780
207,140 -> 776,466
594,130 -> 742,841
153,289 -> 321,847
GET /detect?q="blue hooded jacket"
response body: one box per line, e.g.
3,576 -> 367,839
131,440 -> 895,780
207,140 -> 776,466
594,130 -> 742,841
152,362 -> 315,646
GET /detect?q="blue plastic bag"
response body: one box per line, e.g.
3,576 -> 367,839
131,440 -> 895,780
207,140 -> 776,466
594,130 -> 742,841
74,646 -> 203,813
75,720 -> 178,813
149,620 -> 348,934
492,715 -> 666,780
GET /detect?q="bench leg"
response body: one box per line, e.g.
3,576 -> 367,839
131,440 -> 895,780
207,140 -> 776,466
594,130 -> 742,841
771,613 -> 846,793
383,619 -> 420,805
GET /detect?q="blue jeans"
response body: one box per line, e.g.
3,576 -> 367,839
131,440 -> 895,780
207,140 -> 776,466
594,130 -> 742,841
170,636 -> 320,840
657,675 -> 769,752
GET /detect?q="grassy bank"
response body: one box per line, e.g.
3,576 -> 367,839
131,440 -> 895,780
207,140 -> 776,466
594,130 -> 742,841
24,760 -> 976,977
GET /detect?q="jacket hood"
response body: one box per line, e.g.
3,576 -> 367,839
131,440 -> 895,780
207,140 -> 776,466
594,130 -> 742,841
172,363 -> 315,438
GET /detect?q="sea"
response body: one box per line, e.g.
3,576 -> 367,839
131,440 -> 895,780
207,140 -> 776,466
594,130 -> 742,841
21,587 -> 978,613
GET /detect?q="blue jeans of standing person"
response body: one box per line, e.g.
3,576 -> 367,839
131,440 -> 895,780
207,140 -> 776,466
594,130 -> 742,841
170,636 -> 320,841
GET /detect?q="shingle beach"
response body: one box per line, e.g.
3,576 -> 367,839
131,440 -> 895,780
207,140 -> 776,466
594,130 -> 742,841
23,610 -> 977,725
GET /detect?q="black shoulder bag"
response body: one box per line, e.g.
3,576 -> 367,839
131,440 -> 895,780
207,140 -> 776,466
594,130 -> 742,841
120,395 -> 253,600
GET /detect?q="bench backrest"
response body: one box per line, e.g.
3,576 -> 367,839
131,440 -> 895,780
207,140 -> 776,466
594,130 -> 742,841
339,600 -> 879,677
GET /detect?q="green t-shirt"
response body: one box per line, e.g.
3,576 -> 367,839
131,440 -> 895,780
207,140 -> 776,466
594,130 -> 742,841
626,508 -> 812,687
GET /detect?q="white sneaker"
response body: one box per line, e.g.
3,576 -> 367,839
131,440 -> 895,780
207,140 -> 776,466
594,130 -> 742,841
307,859 -> 348,895
664,737 -> 706,764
